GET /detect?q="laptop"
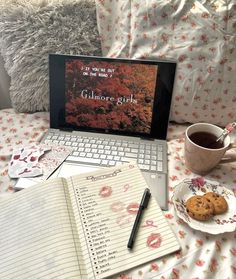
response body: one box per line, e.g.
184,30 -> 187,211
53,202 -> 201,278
41,54 -> 176,210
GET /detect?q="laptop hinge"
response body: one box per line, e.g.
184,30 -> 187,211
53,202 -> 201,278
59,127 -> 73,132
140,137 -> 155,141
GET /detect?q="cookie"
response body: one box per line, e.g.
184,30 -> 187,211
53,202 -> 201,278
203,192 -> 228,215
186,195 -> 214,221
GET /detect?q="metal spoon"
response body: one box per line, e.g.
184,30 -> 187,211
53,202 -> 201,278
216,122 -> 236,143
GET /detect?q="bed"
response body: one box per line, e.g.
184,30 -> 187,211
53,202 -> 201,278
0,0 -> 236,278
0,108 -> 236,278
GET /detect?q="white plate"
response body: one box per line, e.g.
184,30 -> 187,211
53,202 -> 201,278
172,177 -> 236,234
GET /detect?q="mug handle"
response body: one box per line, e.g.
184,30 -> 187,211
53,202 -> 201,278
220,142 -> 236,164
229,142 -> 236,149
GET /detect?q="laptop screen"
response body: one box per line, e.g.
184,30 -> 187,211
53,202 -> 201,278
49,54 -> 176,140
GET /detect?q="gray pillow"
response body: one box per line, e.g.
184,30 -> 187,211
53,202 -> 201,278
0,0 -> 102,112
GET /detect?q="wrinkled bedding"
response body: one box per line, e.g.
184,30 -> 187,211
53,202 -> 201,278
0,108 -> 236,278
95,0 -> 236,127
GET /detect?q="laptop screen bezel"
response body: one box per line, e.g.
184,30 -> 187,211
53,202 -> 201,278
49,54 -> 176,140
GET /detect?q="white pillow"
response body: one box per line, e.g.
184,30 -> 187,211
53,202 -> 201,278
96,1 -> 236,126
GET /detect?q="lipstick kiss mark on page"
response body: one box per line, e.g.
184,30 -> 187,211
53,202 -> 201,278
99,186 -> 112,198
147,233 -> 162,249
110,201 -> 125,212
116,214 -> 133,228
126,203 -> 139,215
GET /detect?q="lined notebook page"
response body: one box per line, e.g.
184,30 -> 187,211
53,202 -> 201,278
0,178 -> 82,279
67,164 -> 180,279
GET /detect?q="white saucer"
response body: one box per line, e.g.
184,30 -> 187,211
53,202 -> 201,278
172,178 -> 236,234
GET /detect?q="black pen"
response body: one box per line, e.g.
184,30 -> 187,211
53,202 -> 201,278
127,188 -> 151,249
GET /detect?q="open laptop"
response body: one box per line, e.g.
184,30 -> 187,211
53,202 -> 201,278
41,54 -> 176,210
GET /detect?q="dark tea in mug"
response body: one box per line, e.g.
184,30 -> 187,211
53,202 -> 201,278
189,131 -> 224,149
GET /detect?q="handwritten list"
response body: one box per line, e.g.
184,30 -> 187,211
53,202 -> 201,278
67,164 -> 180,279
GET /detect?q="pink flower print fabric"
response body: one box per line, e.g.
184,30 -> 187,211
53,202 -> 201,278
0,109 -> 236,277
96,0 -> 236,126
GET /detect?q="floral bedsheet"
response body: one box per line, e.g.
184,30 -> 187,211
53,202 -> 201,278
0,108 -> 236,278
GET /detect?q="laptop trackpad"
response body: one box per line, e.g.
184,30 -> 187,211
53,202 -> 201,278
50,162 -> 102,178
141,172 -> 168,211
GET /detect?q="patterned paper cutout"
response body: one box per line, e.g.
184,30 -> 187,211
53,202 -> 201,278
8,145 -> 50,178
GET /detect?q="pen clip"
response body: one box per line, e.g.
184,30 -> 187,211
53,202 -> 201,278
140,188 -> 151,208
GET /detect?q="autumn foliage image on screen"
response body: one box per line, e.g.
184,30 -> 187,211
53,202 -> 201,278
65,59 -> 158,134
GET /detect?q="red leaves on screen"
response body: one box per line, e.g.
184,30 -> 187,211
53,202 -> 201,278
64,60 -> 158,134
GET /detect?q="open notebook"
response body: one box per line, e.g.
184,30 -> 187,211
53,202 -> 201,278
0,164 -> 180,278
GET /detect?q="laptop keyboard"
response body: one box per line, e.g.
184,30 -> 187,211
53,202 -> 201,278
43,132 -> 164,172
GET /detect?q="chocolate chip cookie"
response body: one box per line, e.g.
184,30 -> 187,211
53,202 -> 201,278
186,195 -> 214,221
203,192 -> 228,215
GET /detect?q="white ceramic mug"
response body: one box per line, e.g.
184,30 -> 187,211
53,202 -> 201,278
184,123 -> 235,175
